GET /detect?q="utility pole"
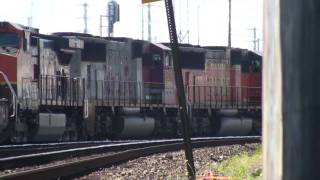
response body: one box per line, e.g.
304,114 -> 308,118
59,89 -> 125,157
164,0 -> 195,179
186,0 -> 190,44
197,5 -> 200,45
249,27 -> 257,51
99,15 -> 107,36
197,0 -> 205,46
28,0 -> 34,27
100,15 -> 102,36
148,3 -> 151,41
253,27 -> 257,51
83,2 -> 88,33
228,0 -> 231,49
176,0 -> 189,43
142,5 -> 144,40
227,0 -> 232,63
27,17 -> 33,27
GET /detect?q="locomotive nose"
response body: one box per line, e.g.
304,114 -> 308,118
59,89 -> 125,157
0,55 -> 17,100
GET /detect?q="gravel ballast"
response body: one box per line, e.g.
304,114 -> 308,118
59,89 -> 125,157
79,143 -> 260,180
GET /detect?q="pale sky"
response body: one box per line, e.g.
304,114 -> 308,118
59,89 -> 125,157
0,0 -> 262,50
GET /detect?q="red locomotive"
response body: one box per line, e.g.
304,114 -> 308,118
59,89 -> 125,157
0,22 -> 261,142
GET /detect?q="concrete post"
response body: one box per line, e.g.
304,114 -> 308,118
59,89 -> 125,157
263,0 -> 320,179
263,0 -> 283,179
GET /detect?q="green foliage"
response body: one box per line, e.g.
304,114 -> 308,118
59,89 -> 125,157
213,145 -> 262,180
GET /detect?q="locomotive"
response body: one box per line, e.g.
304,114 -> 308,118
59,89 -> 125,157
0,22 -> 261,142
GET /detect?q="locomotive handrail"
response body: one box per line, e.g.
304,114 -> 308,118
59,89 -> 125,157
186,85 -> 262,89
90,80 -> 261,109
84,99 -> 89,118
37,75 -> 85,107
34,76 -> 261,109
0,71 -> 17,118
185,85 -> 262,108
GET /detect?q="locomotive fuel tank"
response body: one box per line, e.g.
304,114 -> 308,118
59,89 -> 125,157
113,116 -> 155,139
217,117 -> 253,136
31,113 -> 66,141
122,107 -> 140,115
215,109 -> 253,136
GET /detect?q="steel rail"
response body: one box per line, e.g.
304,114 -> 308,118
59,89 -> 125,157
0,136 -> 260,180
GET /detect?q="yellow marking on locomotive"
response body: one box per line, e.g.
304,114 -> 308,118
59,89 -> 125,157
0,81 -> 17,86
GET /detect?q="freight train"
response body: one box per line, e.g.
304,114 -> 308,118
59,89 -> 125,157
0,22 -> 261,142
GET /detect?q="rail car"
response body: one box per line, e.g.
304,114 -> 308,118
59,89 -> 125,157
0,22 -> 261,142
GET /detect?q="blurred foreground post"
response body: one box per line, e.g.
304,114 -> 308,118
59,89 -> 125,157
264,0 -> 320,179
142,0 -> 196,179
164,0 -> 196,179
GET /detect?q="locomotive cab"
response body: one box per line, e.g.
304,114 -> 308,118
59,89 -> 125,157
0,22 -> 26,143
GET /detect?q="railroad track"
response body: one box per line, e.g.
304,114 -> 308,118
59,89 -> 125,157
0,136 -> 260,180
0,139 -> 180,170
0,140 -> 139,158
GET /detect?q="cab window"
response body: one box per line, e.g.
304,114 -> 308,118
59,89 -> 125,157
0,32 -> 20,48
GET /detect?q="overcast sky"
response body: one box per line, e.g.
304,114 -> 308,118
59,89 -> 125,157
0,0 -> 262,50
